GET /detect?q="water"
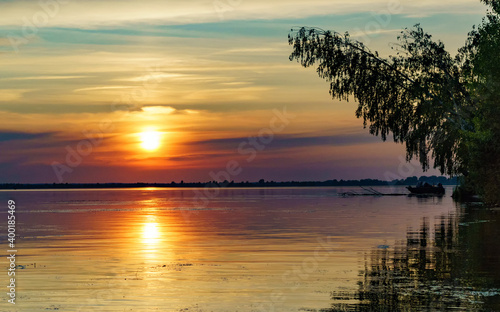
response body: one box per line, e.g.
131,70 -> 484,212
0,187 -> 499,311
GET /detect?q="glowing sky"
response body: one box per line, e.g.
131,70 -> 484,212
0,0 -> 488,183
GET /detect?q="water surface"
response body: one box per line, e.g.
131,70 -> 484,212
0,187 -> 498,311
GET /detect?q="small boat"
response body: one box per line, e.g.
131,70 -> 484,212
406,183 -> 445,195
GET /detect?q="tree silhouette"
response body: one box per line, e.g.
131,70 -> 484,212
288,0 -> 500,203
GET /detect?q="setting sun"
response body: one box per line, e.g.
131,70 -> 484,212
139,131 -> 162,151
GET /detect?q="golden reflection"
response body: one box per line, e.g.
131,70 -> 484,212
130,212 -> 179,265
140,215 -> 163,261
137,198 -> 162,212
143,222 -> 160,240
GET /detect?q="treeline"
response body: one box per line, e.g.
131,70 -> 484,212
0,175 -> 457,189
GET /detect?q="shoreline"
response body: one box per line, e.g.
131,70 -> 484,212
0,177 -> 457,190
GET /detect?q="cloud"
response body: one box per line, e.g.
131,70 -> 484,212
73,85 -> 134,92
189,132 -> 381,151
0,89 -> 32,102
127,152 -> 231,162
215,47 -> 283,55
1,75 -> 90,81
0,0 -> 486,28
0,103 -> 118,114
0,37 -> 13,46
120,73 -> 188,82
141,106 -> 176,114
0,130 -> 54,142
139,104 -> 202,115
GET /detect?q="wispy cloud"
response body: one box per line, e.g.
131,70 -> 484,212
141,106 -> 176,114
215,47 -> 284,55
121,73 -> 187,82
0,0 -> 485,28
189,133 -> 381,151
2,75 -> 90,81
0,130 -> 54,142
0,89 -> 32,101
73,86 -> 133,92
0,0 -> 486,183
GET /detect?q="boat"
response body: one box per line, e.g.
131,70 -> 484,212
406,183 -> 445,195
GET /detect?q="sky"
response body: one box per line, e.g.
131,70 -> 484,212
0,0 -> 489,183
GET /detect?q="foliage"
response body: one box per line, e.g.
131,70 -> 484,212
288,0 -> 500,204
460,0 -> 500,204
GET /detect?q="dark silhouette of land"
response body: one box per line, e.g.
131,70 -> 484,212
0,175 -> 457,189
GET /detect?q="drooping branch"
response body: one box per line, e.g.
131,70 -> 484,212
288,25 -> 474,175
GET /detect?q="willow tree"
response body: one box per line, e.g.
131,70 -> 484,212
288,0 -> 500,203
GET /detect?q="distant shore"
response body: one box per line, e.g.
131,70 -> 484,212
0,176 -> 457,189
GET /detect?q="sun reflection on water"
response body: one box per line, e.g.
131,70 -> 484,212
141,216 -> 163,260
143,222 -> 160,240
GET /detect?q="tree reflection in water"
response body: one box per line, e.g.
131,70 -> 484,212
329,204 -> 500,311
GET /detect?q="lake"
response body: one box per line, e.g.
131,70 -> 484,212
0,186 -> 499,311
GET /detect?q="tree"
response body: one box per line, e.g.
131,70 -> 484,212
288,0 -> 499,203
458,0 -> 500,203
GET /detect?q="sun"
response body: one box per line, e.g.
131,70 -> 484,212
139,131 -> 162,151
